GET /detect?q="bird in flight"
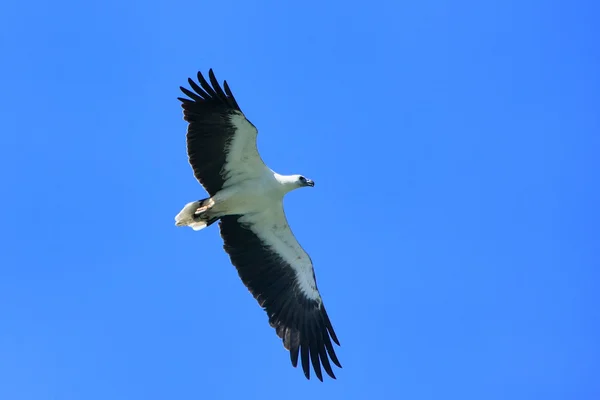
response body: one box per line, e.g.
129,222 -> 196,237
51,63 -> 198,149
174,70 -> 342,381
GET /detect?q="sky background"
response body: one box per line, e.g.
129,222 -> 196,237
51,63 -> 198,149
1,0 -> 598,399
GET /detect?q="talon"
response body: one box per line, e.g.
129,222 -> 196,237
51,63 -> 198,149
194,206 -> 208,215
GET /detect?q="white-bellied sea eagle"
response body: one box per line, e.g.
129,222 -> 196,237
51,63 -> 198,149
174,70 -> 341,381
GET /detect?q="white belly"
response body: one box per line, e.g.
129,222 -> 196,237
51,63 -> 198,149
213,179 -> 282,216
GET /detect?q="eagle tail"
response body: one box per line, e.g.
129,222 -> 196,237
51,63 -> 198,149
175,198 -> 219,231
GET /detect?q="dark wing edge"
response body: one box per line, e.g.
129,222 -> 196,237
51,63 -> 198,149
177,69 -> 244,195
219,215 -> 342,381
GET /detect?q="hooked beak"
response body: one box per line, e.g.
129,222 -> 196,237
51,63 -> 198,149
306,179 -> 315,187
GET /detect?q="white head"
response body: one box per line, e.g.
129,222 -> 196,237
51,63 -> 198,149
277,174 -> 315,193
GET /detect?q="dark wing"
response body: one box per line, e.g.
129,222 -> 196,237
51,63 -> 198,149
218,207 -> 342,381
178,69 -> 267,196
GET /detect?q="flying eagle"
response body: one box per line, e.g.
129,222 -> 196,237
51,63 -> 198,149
174,70 -> 342,381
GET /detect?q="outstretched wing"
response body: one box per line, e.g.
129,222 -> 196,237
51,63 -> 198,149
178,70 -> 269,196
218,205 -> 342,381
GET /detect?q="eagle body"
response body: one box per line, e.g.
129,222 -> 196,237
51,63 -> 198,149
174,70 -> 341,381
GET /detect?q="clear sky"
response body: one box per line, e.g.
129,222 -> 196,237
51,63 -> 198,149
1,0 -> 598,399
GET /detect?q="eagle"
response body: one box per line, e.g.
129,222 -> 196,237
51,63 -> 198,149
174,70 -> 342,381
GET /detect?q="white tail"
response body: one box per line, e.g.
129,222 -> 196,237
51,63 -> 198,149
174,198 -> 216,231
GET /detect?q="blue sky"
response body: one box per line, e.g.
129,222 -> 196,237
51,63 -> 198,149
1,0 -> 598,398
